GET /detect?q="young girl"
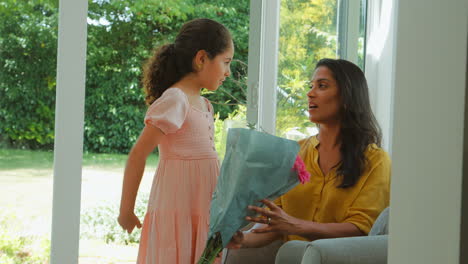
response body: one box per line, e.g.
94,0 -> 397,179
118,18 -> 234,264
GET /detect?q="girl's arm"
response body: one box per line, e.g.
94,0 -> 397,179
118,125 -> 164,233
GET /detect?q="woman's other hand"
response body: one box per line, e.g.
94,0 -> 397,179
226,231 -> 244,249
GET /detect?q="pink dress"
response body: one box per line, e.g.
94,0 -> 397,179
137,88 -> 219,264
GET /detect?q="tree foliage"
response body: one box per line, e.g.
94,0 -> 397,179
0,0 -> 59,149
276,0 -> 337,137
0,0 -> 249,153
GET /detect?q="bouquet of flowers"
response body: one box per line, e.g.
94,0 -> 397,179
197,128 -> 310,264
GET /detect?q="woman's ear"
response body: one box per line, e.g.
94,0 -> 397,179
193,50 -> 207,71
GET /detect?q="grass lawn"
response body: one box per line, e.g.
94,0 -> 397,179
0,148 -> 158,263
0,148 -> 159,170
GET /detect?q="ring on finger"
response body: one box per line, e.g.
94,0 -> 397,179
267,217 -> 272,225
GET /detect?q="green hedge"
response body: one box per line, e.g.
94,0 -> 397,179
0,1 -> 58,150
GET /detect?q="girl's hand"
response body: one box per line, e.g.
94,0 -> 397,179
246,199 -> 301,235
225,231 -> 244,249
118,211 -> 142,234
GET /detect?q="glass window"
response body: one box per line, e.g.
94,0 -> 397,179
0,1 -> 58,263
276,0 -> 367,139
79,1 -> 250,262
358,0 -> 367,69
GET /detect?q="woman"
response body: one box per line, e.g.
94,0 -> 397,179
224,58 -> 391,262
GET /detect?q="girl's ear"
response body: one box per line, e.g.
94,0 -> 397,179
193,50 -> 207,71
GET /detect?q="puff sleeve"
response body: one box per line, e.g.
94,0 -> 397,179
144,88 -> 189,134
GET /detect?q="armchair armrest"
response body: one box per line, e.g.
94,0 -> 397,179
275,235 -> 388,264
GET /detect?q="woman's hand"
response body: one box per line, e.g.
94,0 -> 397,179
118,211 -> 142,234
246,199 -> 302,235
226,231 -> 244,249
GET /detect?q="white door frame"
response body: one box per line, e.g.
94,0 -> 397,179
50,0 -> 88,263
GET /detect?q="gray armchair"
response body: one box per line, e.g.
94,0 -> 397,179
275,207 -> 390,264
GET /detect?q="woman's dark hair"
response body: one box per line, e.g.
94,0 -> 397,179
143,18 -> 232,105
315,58 -> 382,188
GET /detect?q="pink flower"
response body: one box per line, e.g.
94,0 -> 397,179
293,156 -> 310,184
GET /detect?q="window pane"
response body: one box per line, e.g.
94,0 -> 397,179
0,1 -> 58,263
276,0 -> 338,138
276,0 -> 367,138
358,0 -> 367,69
79,1 -> 250,262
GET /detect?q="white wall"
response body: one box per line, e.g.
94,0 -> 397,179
388,0 -> 468,263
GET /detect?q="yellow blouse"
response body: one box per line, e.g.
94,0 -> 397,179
276,136 -> 391,241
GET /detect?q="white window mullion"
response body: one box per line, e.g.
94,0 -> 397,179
247,0 -> 280,134
50,0 -> 88,263
246,0 -> 263,128
338,0 -> 361,64
258,0 -> 280,134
